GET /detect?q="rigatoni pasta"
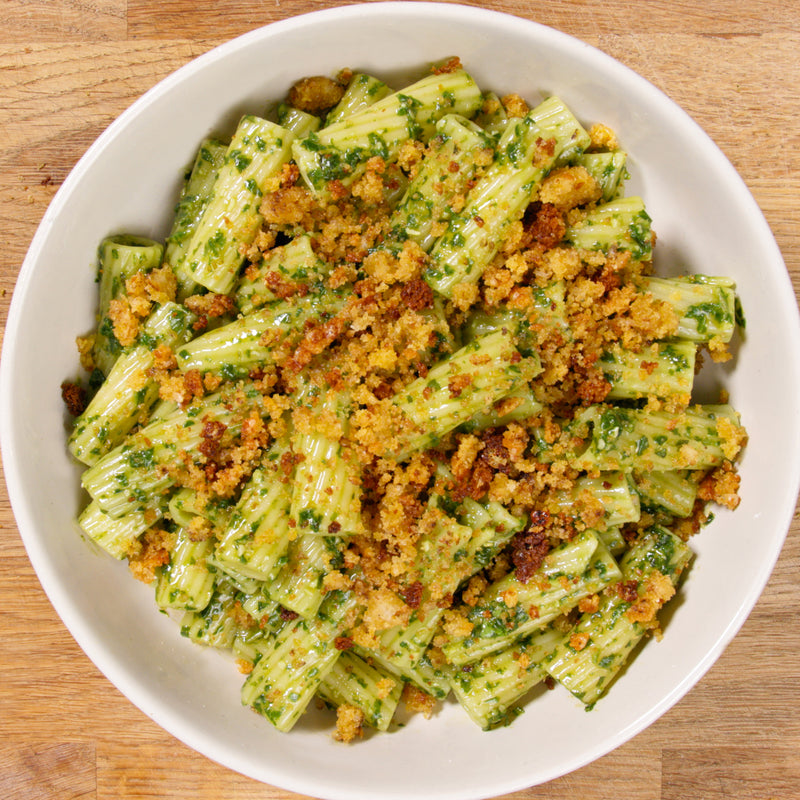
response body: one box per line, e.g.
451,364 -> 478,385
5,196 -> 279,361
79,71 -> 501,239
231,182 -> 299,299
61,58 -> 747,742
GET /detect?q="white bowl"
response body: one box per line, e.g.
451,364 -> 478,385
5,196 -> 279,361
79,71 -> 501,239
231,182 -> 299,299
3,4 -> 800,799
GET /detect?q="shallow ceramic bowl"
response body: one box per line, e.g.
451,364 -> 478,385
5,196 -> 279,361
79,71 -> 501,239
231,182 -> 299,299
3,3 -> 800,799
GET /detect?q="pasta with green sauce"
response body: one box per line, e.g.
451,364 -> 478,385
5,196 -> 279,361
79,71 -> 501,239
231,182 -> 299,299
62,58 -> 747,741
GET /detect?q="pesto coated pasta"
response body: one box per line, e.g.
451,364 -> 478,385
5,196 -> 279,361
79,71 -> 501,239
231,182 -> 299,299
62,58 -> 747,740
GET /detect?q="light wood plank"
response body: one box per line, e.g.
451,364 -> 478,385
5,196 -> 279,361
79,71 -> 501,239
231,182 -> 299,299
125,0 -> 799,40
97,740 -> 317,799
0,1 -> 126,43
0,743 -> 96,800
662,746 -> 800,800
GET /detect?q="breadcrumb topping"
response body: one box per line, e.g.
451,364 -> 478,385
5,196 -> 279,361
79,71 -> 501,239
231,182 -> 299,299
334,704 -> 365,742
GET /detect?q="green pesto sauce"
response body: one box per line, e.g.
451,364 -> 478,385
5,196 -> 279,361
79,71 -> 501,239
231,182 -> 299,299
686,300 -> 731,335
627,210 -> 653,258
595,407 -> 634,451
205,229 -> 227,257
467,599 -> 530,638
229,150 -> 252,173
662,344 -> 690,371
734,295 -> 746,329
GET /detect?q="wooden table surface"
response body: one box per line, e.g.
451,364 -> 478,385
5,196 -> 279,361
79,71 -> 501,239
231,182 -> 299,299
1,1 -> 799,798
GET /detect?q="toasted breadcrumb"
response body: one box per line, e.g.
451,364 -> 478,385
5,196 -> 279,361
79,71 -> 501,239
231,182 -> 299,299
431,56 -> 462,75
396,139 -> 426,175
76,334 -> 95,372
698,460 -> 742,510
500,93 -> 529,118
440,608 -> 474,639
570,632 -> 591,651
108,296 -> 140,347
539,166 -> 602,211
127,527 -> 174,584
370,678 -> 393,701
588,122 -> 619,151
626,572 -> 675,624
402,684 -> 436,718
236,659 -> 254,675
716,415 -> 748,461
60,380 -> 87,417
334,704 -> 365,743
451,281 -> 479,311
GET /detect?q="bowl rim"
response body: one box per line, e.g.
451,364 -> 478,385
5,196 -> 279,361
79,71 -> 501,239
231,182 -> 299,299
3,3 -> 800,798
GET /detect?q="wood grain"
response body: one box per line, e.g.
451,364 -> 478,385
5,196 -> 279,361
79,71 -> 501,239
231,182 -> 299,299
1,3 -> 799,799
0,743 -> 96,800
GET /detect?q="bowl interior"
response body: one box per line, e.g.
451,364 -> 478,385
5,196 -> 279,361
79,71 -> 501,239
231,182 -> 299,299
3,4 -> 800,799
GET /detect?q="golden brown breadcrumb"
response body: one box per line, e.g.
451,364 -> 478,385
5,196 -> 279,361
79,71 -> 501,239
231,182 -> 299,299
334,704 -> 366,743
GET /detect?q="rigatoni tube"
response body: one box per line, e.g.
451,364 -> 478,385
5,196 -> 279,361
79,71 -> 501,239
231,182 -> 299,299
69,302 -> 196,466
385,114 -> 493,253
571,404 -> 745,473
81,383 -> 264,518
164,138 -> 228,299
92,235 -> 164,376
382,329 -> 541,461
183,116 -> 294,294
564,196 -> 653,261
292,69 -> 482,195
441,532 -> 622,665
214,465 -> 293,582
448,626 -> 563,730
241,590 -> 358,732
600,341 -> 696,403
318,650 -> 403,731
324,72 -> 393,126
637,275 -> 738,343
425,96 -> 590,297
543,527 -> 692,705
175,288 -> 348,378
290,386 -> 364,538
